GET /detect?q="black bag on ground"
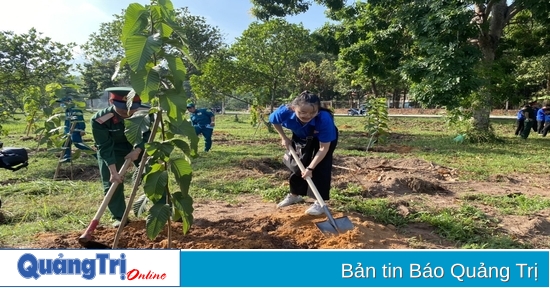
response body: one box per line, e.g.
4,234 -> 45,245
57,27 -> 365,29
0,148 -> 29,171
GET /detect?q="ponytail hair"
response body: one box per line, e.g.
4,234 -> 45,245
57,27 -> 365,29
290,90 -> 334,118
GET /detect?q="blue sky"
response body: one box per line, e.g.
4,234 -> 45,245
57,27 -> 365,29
0,0 -> 333,59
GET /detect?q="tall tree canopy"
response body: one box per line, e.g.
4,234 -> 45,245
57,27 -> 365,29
0,28 -> 74,111
253,0 -> 550,138
191,19 -> 313,112
82,7 -> 224,79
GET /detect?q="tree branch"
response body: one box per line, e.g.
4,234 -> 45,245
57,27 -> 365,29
505,2 -> 522,25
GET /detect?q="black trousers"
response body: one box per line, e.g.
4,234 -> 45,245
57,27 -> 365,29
530,118 -> 537,132
289,133 -> 338,201
538,120 -> 545,134
515,119 -> 524,136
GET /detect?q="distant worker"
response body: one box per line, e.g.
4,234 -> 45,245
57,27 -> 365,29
187,103 -> 215,152
520,103 -> 535,139
536,105 -> 547,134
57,97 -> 95,163
514,106 -> 525,137
529,101 -> 538,133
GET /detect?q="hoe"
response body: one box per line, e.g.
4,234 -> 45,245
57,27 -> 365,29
78,159 -> 132,249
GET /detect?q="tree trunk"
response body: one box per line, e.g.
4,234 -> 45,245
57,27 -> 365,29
393,88 -> 400,108
370,79 -> 379,97
471,0 -> 508,133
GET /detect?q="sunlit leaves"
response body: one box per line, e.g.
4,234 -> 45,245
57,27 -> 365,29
129,64 -> 161,103
121,3 -> 149,43
124,34 -> 163,72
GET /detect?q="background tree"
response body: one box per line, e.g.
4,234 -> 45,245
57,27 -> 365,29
78,59 -> 121,108
230,19 -> 314,112
81,6 -> 224,97
250,0 -> 345,20
252,0 -> 550,140
0,28 -> 74,111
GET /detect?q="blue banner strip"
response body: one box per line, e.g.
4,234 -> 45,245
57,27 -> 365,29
179,250 -> 548,287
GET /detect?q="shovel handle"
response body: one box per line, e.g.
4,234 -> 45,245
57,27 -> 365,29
80,159 -> 132,241
287,146 -> 341,232
287,146 -> 327,206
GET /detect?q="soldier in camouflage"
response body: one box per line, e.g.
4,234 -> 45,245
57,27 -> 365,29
90,88 -> 164,228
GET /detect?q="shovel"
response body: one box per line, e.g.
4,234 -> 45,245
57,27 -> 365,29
78,159 -> 132,249
288,146 -> 354,235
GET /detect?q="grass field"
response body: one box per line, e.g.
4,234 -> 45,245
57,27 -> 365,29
1,111 -> 549,249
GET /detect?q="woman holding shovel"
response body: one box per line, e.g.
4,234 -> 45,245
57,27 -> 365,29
90,88 -> 164,228
269,91 -> 338,216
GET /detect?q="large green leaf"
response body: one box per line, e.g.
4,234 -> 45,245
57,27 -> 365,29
170,157 -> 192,178
143,169 -> 168,203
158,0 -> 176,23
167,116 -> 199,155
172,191 -> 194,234
170,157 -> 192,196
165,55 -> 186,92
129,65 -> 160,103
146,203 -> 171,240
159,90 -> 187,119
170,138 -> 191,156
124,111 -> 151,146
145,141 -> 174,162
125,34 -> 162,72
121,3 -> 148,43
151,6 -> 174,38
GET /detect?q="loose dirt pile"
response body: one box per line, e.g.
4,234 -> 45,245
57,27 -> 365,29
31,200 -> 410,249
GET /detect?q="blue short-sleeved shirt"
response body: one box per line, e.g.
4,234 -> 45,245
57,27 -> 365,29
544,113 -> 550,122
517,110 -> 525,120
536,108 -> 545,121
190,108 -> 214,126
269,104 -> 337,143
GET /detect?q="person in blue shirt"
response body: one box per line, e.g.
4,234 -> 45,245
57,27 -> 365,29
57,97 -> 95,163
187,103 -> 216,152
514,107 -> 526,136
536,105 -> 546,134
269,91 -> 338,216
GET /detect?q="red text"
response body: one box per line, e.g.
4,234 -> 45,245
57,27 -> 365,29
126,269 -> 167,280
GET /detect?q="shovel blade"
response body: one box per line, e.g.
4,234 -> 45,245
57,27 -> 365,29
78,238 -> 111,249
315,216 -> 355,235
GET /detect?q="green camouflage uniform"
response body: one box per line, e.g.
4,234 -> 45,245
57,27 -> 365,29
90,106 -> 163,221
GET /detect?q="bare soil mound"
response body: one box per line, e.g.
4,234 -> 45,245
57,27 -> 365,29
30,198 -> 409,249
